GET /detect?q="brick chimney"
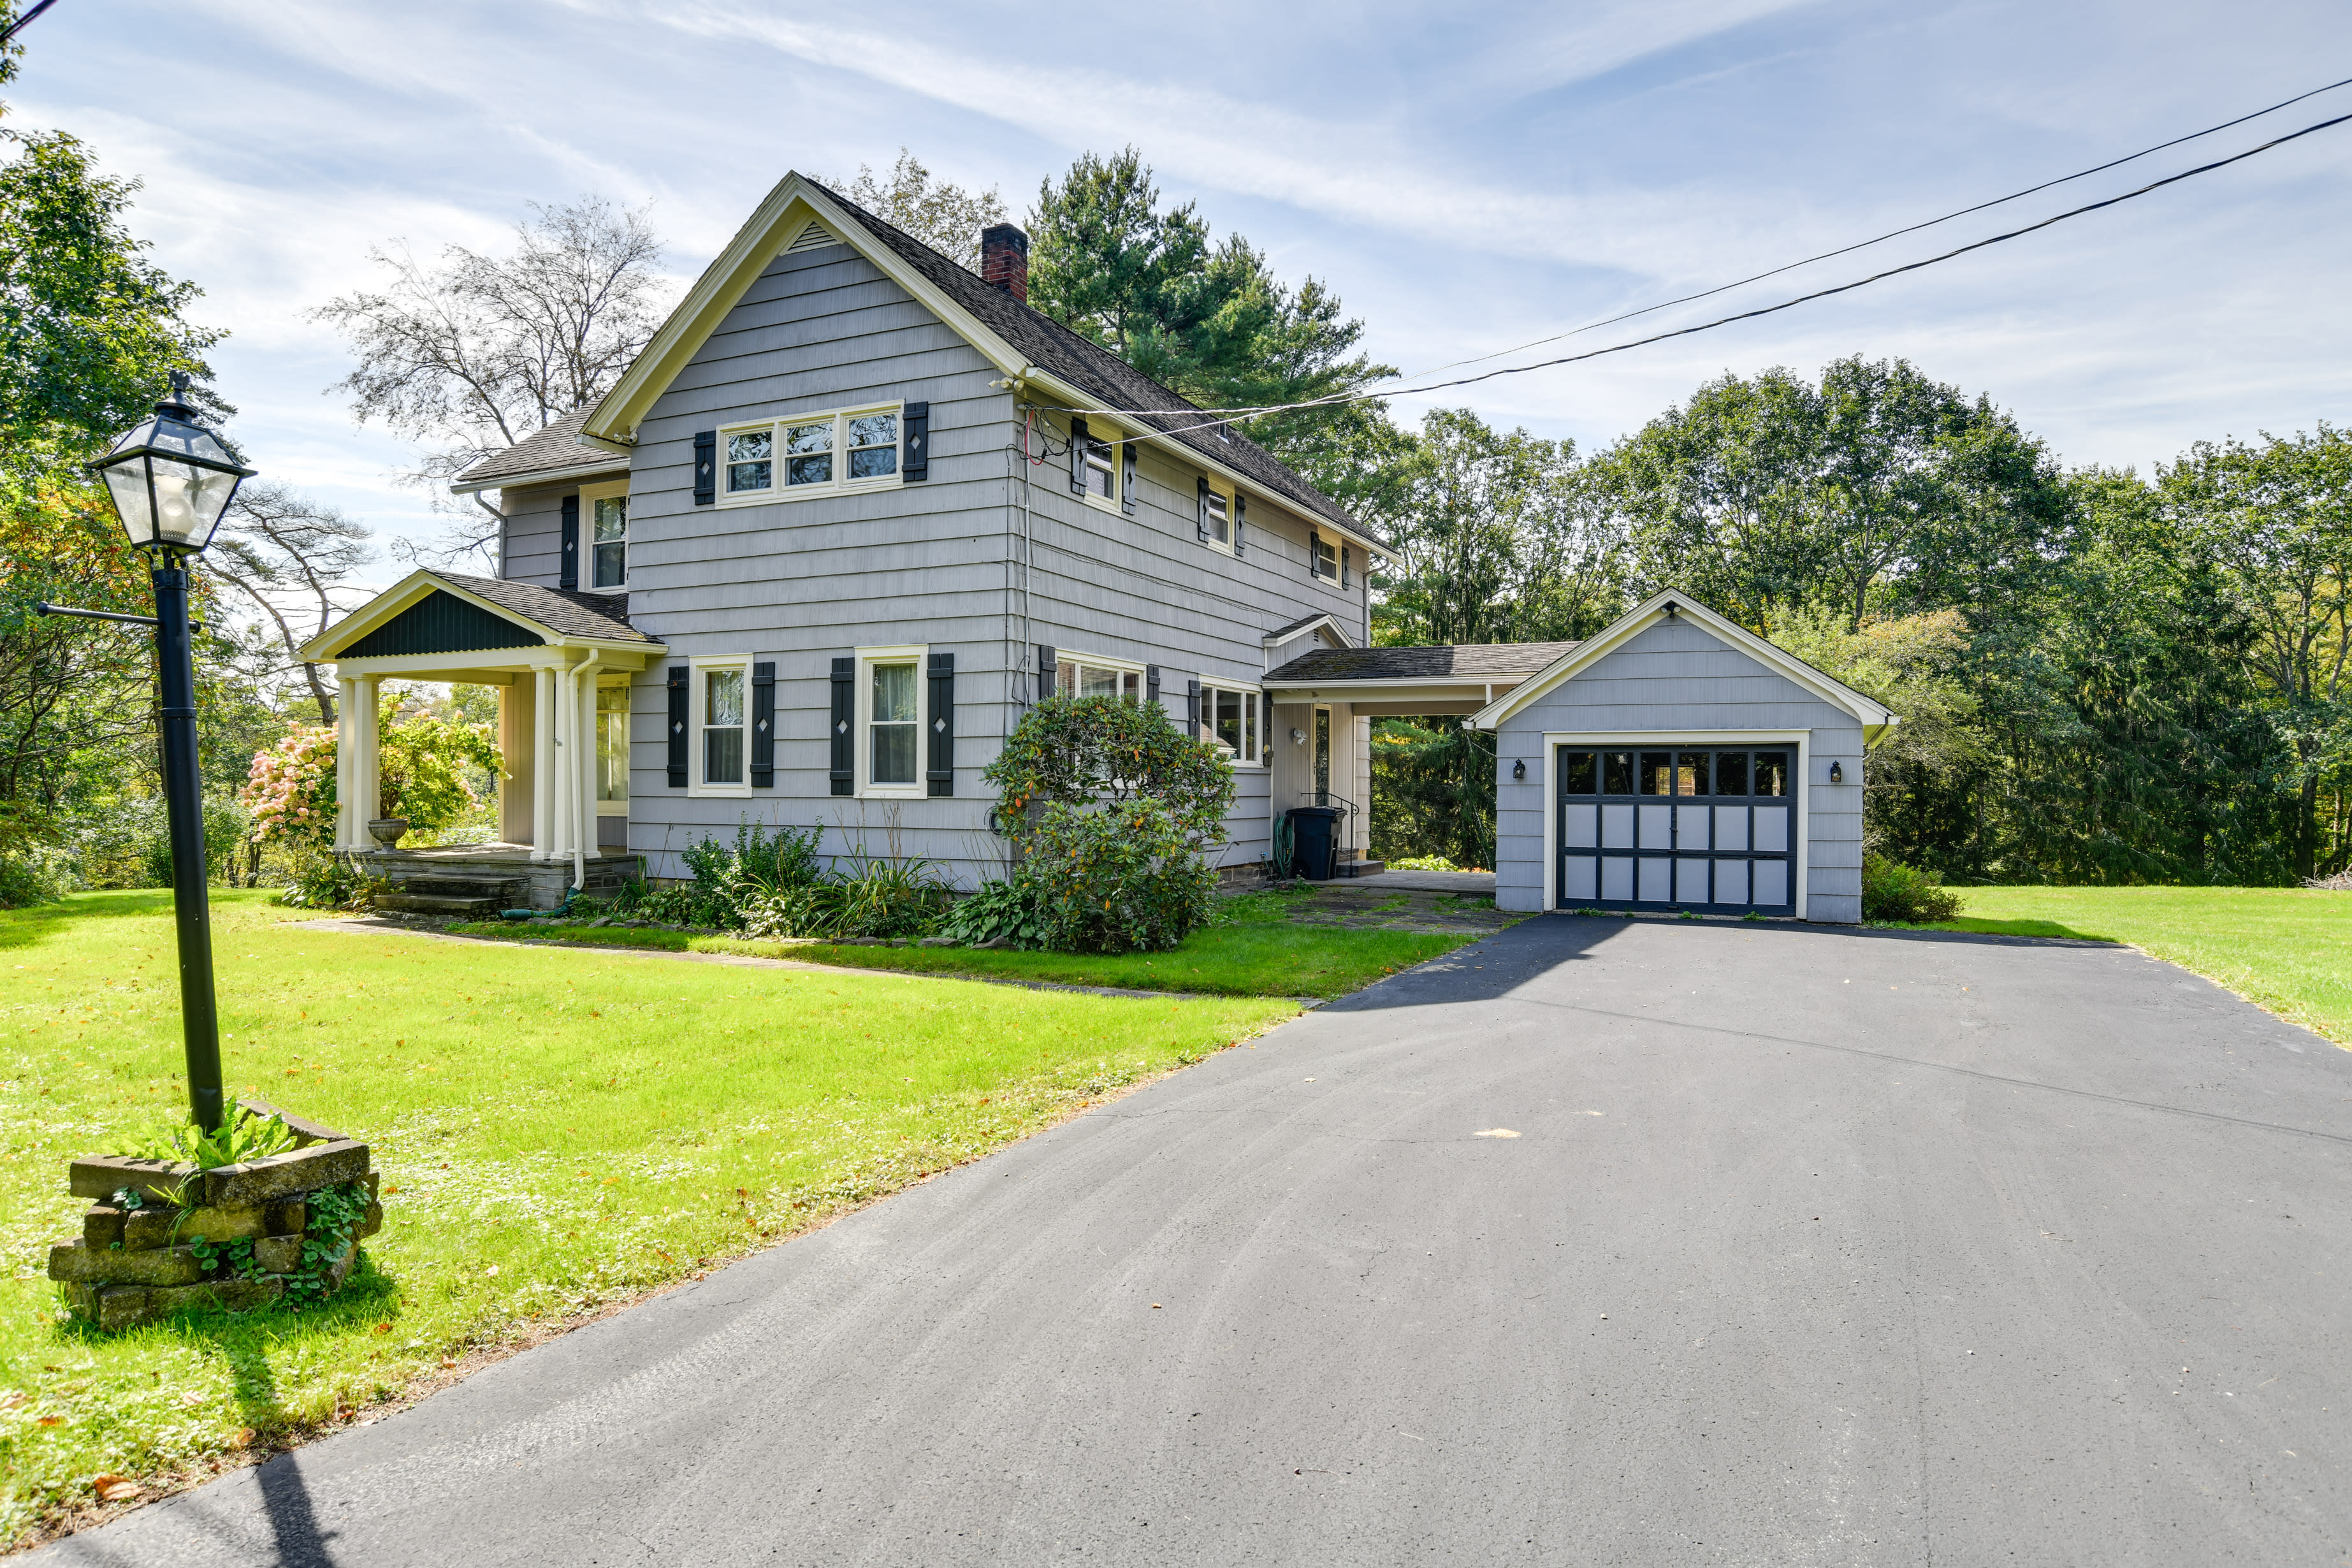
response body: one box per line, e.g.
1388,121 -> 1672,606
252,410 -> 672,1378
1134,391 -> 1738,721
980,223 -> 1029,303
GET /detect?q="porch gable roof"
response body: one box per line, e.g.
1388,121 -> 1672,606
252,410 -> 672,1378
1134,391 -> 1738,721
300,570 -> 661,664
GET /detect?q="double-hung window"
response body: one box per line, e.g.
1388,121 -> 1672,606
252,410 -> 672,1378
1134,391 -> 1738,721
1054,655 -> 1143,702
690,656 -> 751,796
717,404 -> 903,505
857,644 -> 927,797
1203,484 -> 1232,552
1201,683 -> 1263,766
582,480 -> 628,590
1312,534 -> 1340,583
1080,428 -> 1118,509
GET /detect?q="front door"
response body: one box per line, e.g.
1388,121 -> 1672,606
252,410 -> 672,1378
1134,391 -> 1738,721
1556,744 -> 1796,915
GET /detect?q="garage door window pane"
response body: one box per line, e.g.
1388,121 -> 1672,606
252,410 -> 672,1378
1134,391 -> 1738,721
1560,750 -> 1596,794
1639,751 -> 1673,794
1676,751 -> 1711,795
1717,752 -> 1750,795
1603,750 -> 1634,794
1754,751 -> 1789,796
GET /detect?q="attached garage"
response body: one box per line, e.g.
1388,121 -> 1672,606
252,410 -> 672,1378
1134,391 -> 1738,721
1470,592 -> 1895,923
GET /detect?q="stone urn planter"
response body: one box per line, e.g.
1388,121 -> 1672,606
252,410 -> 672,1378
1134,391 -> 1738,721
367,817 -> 410,848
50,1100 -> 382,1332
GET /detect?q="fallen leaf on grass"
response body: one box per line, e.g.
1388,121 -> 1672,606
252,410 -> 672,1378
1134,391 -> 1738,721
37,1416 -> 64,1427
92,1475 -> 140,1502
1474,1128 -> 1521,1138
178,1391 -> 202,1407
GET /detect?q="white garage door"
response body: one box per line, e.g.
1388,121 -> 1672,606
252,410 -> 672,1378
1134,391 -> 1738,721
1556,745 -> 1796,915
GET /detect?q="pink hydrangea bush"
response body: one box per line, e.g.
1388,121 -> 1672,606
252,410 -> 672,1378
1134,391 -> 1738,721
242,727 -> 338,850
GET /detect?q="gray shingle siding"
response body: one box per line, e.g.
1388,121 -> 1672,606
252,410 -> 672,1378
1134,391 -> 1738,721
1493,618 -> 1866,922
496,241 -> 1362,885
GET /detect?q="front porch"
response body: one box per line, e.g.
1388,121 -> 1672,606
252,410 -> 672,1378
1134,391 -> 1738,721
297,570 -> 666,911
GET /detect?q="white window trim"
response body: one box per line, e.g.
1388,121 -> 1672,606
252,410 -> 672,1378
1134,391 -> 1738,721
715,402 -> 906,508
686,654 -> 753,799
580,478 -> 630,593
1200,679 -> 1266,767
594,679 -> 632,815
1201,479 -> 1236,557
1078,425 -> 1124,516
856,642 -> 929,799
1052,650 -> 1147,702
1310,532 -> 1340,583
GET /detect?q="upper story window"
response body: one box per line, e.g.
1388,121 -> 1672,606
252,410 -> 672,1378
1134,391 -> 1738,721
1201,481 -> 1233,555
1082,432 -> 1115,500
581,481 -> 628,590
718,403 -> 901,506
1312,534 -> 1340,583
1055,655 -> 1143,702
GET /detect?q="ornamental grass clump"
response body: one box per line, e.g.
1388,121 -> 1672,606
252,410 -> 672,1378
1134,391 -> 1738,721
984,695 -> 1235,954
1861,853 -> 1961,923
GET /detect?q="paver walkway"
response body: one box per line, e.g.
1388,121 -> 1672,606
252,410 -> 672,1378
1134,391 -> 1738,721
43,915 -> 2352,1565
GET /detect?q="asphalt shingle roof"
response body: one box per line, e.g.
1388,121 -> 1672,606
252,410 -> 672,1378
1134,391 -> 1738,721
435,573 -> 660,645
815,184 -> 1385,551
1263,641 -> 1581,684
451,409 -> 625,488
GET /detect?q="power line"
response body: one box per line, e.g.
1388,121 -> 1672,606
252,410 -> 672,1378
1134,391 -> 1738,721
1076,106 -> 2352,433
1384,71 -> 2352,387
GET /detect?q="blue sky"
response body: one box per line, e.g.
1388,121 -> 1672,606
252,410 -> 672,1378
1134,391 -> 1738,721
8,0 -> 2350,581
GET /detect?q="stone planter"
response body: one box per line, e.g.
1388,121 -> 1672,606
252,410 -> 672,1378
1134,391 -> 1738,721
367,817 -> 410,848
51,1100 -> 382,1333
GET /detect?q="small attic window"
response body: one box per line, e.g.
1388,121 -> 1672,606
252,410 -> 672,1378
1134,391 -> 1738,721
784,221 -> 841,254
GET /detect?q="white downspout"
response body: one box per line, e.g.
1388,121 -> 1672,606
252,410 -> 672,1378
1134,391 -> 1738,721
571,649 -> 602,890
532,665 -> 556,862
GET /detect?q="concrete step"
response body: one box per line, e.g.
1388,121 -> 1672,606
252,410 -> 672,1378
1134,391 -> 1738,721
1337,860 -> 1386,878
375,893 -> 504,917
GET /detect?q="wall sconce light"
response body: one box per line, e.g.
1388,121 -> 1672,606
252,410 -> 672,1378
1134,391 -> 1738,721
1829,760 -> 1844,785
1511,759 -> 1527,781
1290,728 -> 1306,745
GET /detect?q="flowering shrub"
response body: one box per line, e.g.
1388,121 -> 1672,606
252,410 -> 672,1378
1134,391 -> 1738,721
983,696 -> 1234,954
242,727 -> 338,850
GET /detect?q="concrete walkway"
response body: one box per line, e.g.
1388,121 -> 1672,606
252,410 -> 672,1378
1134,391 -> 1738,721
42,916 -> 2352,1565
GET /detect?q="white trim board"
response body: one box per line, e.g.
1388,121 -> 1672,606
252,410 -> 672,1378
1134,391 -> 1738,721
1535,729 -> 1812,921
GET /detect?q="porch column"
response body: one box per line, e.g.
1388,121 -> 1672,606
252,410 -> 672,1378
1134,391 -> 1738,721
333,675 -> 358,852
350,676 -> 381,845
531,665 -> 556,862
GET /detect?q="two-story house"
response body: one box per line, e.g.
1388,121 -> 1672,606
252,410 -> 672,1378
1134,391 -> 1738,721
302,174 -> 1397,899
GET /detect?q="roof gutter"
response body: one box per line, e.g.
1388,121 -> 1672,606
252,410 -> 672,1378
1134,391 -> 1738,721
449,456 -> 630,497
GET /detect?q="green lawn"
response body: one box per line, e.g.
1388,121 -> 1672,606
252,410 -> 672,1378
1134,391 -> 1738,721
452,889 -> 1485,999
1922,885 -> 2352,1045
0,890 -> 1298,1545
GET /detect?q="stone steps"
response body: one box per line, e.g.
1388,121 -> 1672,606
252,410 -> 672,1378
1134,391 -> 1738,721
375,892 -> 505,917
373,875 -> 527,919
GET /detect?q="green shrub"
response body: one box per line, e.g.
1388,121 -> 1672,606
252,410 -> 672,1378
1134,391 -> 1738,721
984,695 -> 1233,954
0,846 -> 74,908
940,876 -> 1054,948
277,853 -> 374,911
827,853 -> 950,937
1862,853 -> 1961,923
1388,855 -> 1458,872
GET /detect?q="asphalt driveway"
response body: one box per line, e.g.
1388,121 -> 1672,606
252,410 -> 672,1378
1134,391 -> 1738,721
41,915 -> 2352,1566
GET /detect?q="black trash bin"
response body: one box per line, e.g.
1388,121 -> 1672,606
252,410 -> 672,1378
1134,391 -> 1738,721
1286,806 -> 1344,881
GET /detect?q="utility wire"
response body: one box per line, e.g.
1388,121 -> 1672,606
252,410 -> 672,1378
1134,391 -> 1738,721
1071,106 -> 2352,431
1384,70 -> 2352,386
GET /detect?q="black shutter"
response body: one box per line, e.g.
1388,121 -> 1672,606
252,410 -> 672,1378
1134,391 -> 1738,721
560,495 -> 579,590
1308,531 -> 1321,580
1069,416 -> 1089,495
750,662 -> 776,787
829,658 -> 854,796
692,430 -> 716,505
926,653 -> 955,797
1121,442 -> 1137,516
665,665 -> 688,787
1196,477 -> 1210,541
1342,545 -> 1352,590
1145,664 -> 1161,709
1233,492 -> 1246,558
1186,678 -> 1201,730
903,402 -> 929,481
1036,643 -> 1056,703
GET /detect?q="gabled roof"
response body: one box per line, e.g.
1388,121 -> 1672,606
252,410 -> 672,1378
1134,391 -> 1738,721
1465,591 -> 1898,736
1262,611 -> 1355,650
449,409 -> 628,494
300,570 -> 660,663
572,171 -> 1391,559
1265,641 -> 1581,685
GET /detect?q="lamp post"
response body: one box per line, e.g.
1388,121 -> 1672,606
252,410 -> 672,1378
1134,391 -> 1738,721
87,374 -> 254,1134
